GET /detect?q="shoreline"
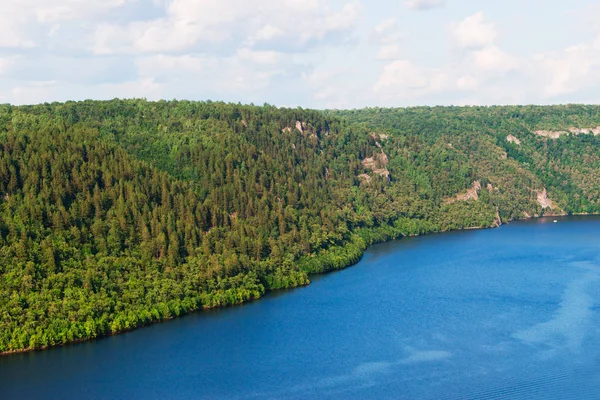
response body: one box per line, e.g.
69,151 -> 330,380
2,212 -> 598,357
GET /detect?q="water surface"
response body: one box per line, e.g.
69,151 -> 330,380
2,216 -> 600,399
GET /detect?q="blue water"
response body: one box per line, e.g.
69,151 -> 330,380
2,216 -> 600,399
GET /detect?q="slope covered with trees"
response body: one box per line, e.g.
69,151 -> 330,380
1,100 -> 599,353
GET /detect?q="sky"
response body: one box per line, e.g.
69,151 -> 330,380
1,0 -> 600,108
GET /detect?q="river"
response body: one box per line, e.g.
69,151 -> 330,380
2,216 -> 600,399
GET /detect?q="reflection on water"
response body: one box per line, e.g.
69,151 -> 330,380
2,216 -> 600,400
513,261 -> 600,354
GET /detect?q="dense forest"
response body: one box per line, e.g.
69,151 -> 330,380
1,100 -> 599,354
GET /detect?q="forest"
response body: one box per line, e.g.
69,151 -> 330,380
1,100 -> 599,353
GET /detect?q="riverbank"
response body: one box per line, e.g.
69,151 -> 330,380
5,215 -> 600,400
2,212 -> 597,357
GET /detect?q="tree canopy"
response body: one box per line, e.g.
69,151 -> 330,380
1,100 -> 599,353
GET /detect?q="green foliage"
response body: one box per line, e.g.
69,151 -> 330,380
1,100 -> 599,353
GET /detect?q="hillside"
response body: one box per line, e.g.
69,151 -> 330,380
1,100 -> 599,354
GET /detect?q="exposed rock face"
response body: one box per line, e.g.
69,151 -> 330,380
460,181 -> 481,201
362,157 -> 374,168
537,188 -> 555,209
358,173 -> 371,183
283,121 -> 309,135
379,152 -> 388,165
361,151 -> 390,182
493,207 -> 502,227
376,169 -> 390,181
295,121 -> 307,134
569,127 -> 600,135
444,181 -> 481,204
534,127 -> 600,139
534,130 -> 567,139
506,134 -> 521,145
370,133 -> 389,141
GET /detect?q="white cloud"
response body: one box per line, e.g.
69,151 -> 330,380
4,0 -> 600,108
249,1 -> 361,50
303,64 -> 369,109
324,2 -> 360,31
452,12 -> 497,49
372,52 -> 524,105
236,48 -> 284,65
372,12 -> 524,106
92,18 -> 227,55
3,55 -> 137,86
136,55 -> 209,77
404,0 -> 444,10
97,78 -> 163,100
0,3 -> 36,48
92,0 -> 361,55
371,21 -> 600,107
33,0 -> 130,22
536,42 -> 600,97
471,46 -> 519,72
377,44 -> 403,60
371,18 -> 404,62
9,77 -> 165,105
456,75 -> 478,91
0,57 -> 18,75
251,25 -> 285,42
135,52 -> 295,98
11,81 -> 58,105
0,0 -> 131,48
370,18 -> 403,45
1,0 -> 346,105
374,60 -> 426,91
374,60 -> 449,95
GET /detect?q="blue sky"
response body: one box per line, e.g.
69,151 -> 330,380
1,0 -> 599,108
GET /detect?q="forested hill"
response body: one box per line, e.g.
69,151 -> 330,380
1,100 -> 599,354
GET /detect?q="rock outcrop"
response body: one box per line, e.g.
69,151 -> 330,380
282,121 -> 309,134
444,181 -> 482,204
361,151 -> 390,182
534,130 -> 567,139
370,133 -> 389,141
537,188 -> 555,209
534,127 -> 600,139
569,127 -> 600,135
358,173 -> 371,183
506,134 -> 521,145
